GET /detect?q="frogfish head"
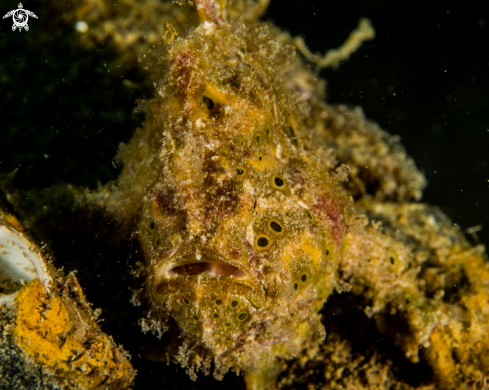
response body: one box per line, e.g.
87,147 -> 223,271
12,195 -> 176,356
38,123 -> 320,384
135,0 -> 351,370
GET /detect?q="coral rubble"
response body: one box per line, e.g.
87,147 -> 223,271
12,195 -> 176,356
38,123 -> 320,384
0,209 -> 135,390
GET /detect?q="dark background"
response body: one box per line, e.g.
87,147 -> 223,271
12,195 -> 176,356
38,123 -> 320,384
267,0 -> 489,249
0,0 -> 488,388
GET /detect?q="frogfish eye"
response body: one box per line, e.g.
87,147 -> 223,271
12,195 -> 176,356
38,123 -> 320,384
202,95 -> 214,110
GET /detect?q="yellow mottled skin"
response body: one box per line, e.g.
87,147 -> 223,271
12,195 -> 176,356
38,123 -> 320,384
106,1 -> 352,385
3,1 -> 489,389
99,0 -> 489,388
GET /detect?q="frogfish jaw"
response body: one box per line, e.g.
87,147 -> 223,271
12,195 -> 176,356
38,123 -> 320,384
150,247 -> 266,353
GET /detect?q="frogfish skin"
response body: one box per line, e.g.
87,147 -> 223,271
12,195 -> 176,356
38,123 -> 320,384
115,1 -> 352,386
104,1 -> 489,389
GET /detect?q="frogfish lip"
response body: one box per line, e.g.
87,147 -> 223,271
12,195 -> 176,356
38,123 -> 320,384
168,260 -> 246,278
152,249 -> 266,309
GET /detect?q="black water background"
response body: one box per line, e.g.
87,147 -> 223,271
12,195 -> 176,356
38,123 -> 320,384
268,0 -> 489,249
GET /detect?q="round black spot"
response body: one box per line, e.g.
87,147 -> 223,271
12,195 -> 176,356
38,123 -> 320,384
236,168 -> 244,175
215,299 -> 223,305
367,258 -> 371,262
202,95 -> 214,110
326,249 -> 330,256
150,221 -> 155,230
193,315 -> 198,320
259,156 -> 262,161
183,298 -> 190,305
269,221 -> 282,233
290,313 -> 294,317
231,300 -> 239,308
405,299 -> 410,305
238,312 -> 248,321
257,236 -> 269,248
294,283 -> 298,290
213,313 -> 219,319
301,274 -> 308,283
274,177 -> 284,187
390,256 -> 395,265
225,322 -> 231,326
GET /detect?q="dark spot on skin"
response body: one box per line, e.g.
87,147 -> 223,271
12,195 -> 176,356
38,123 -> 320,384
184,298 -> 190,305
269,221 -> 282,233
231,300 -> 239,308
408,262 -> 412,269
255,135 -> 261,144
238,313 -> 248,321
150,221 -> 155,230
253,200 -> 257,209
367,258 -> 371,262
274,177 -> 284,187
225,322 -> 231,326
203,95 -> 214,110
215,299 -> 223,305
213,313 -> 219,319
405,299 -> 410,305
326,249 -> 330,256
257,236 -> 269,248
266,128 -> 270,136
259,156 -> 262,161
290,313 -> 294,317
307,212 -> 312,220
301,274 -> 307,283
236,168 -> 244,175
193,316 -> 198,320
294,283 -> 298,290
390,256 -> 395,265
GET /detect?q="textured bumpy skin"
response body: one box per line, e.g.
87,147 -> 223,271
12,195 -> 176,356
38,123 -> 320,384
103,0 -> 489,388
115,2 -> 352,383
2,0 -> 489,389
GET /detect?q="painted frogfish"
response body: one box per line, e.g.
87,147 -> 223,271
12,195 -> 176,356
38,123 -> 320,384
3,0 -> 489,389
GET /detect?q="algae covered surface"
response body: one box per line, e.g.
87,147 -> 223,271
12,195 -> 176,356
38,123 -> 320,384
1,0 -> 489,389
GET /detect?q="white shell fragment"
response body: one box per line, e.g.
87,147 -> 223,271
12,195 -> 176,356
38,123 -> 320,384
0,223 -> 52,307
